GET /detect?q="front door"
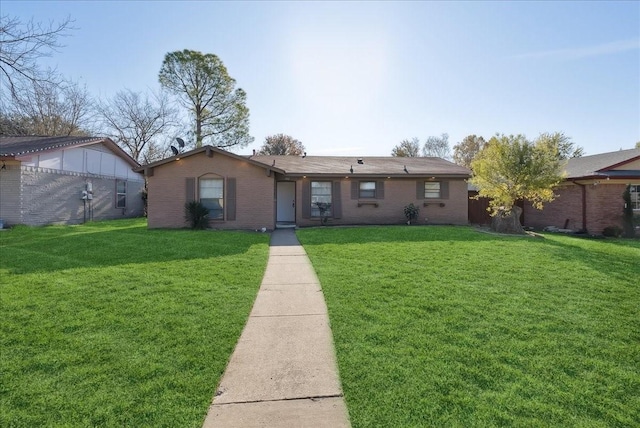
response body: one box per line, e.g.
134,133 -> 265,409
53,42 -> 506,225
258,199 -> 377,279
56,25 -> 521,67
276,181 -> 296,222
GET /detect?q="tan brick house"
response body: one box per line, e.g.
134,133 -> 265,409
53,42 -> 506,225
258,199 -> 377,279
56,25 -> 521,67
0,136 -> 144,227
523,148 -> 640,234
137,146 -> 471,229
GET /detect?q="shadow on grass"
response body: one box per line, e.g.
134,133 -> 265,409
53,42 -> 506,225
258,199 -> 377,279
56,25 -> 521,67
538,234 -> 640,285
0,218 -> 269,274
297,225 -> 506,245
297,225 -> 640,287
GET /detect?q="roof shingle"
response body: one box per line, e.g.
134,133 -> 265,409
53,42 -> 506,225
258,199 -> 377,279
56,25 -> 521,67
249,155 -> 470,177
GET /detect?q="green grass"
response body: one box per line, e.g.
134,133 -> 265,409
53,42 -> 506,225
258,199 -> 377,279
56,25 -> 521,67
0,218 -> 270,427
297,226 -> 640,427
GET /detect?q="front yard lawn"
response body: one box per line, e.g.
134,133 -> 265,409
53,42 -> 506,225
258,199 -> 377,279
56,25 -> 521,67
297,226 -> 640,427
0,219 -> 270,427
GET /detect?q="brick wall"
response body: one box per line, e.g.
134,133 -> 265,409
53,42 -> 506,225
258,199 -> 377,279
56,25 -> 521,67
295,177 -> 468,227
586,183 -> 626,234
0,162 -> 21,226
146,152 -> 275,229
17,167 -> 144,226
524,182 -> 627,234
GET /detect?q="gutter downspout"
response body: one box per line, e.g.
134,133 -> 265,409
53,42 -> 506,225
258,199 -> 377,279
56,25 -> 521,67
572,181 -> 587,232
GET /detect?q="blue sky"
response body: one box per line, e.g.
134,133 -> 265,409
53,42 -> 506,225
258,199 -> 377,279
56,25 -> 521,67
3,1 -> 639,156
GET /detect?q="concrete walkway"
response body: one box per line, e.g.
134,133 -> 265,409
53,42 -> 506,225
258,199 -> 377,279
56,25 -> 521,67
202,229 -> 351,428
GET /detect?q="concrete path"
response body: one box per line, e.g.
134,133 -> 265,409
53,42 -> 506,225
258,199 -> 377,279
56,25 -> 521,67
202,229 -> 351,428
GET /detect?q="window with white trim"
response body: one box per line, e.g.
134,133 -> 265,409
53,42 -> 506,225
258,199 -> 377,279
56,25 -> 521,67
359,181 -> 376,198
200,178 -> 224,220
116,180 -> 127,208
424,181 -> 441,198
311,181 -> 332,217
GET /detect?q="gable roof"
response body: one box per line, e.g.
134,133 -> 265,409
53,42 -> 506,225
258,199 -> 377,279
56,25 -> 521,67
565,148 -> 640,180
249,155 -> 470,177
136,145 -> 470,178
0,135 -> 141,168
133,145 -> 286,174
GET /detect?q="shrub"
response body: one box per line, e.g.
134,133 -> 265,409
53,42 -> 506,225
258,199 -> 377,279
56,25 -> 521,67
602,225 -> 623,238
404,203 -> 419,224
185,201 -> 209,229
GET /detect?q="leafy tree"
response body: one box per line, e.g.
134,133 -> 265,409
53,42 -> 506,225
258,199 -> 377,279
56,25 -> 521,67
391,138 -> 420,157
536,132 -> 584,159
0,15 -> 74,101
256,134 -> 305,155
635,141 -> 640,149
158,49 -> 253,149
0,76 -> 93,136
452,135 -> 486,168
469,134 -> 565,234
422,133 -> 451,159
96,89 -> 176,163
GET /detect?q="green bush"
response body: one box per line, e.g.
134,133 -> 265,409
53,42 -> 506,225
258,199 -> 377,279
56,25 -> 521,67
602,225 -> 623,238
403,203 -> 419,224
185,201 -> 210,229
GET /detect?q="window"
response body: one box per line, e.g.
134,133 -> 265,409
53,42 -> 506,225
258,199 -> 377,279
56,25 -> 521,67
200,178 -> 224,219
424,181 -> 441,198
116,180 -> 127,208
359,181 -> 376,198
631,185 -> 640,210
311,181 -> 332,217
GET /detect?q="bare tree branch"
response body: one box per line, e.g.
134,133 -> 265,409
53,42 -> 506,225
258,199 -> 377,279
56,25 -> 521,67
96,89 -> 177,163
0,15 -> 74,100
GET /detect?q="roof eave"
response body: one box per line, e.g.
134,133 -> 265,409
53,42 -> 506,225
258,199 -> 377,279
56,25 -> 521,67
135,145 -> 286,175
282,173 -> 470,179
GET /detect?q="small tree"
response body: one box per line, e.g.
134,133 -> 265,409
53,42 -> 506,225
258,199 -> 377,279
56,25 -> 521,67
257,134 -> 305,155
404,203 -> 419,225
452,135 -> 486,168
470,134 -> 565,234
391,138 -> 420,157
422,133 -> 451,159
536,132 -> 584,159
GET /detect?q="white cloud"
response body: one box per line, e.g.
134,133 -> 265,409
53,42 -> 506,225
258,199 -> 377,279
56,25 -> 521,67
513,38 -> 640,60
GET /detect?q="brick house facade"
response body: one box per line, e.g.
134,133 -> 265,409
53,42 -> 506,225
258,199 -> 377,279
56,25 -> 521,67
523,148 -> 640,235
0,136 -> 144,227
138,146 -> 471,229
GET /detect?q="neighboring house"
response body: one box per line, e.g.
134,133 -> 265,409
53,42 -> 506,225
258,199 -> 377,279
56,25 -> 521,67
0,136 -> 145,227
524,148 -> 640,234
136,146 -> 471,229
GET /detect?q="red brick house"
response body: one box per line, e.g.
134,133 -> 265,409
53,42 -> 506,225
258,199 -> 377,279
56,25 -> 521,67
524,148 -> 640,234
136,146 -> 471,229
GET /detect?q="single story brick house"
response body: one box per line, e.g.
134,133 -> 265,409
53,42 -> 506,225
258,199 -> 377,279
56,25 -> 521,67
0,136 -> 145,227
524,148 -> 640,234
136,145 -> 471,229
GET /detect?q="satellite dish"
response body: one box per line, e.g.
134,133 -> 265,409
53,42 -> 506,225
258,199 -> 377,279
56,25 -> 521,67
170,146 -> 179,156
176,137 -> 185,148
